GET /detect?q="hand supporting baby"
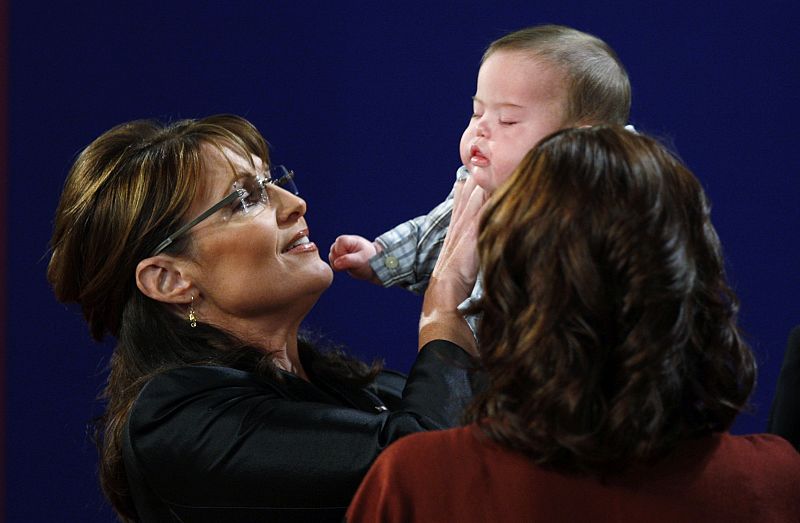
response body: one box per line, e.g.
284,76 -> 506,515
419,175 -> 487,355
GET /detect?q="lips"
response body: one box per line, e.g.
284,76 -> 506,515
469,145 -> 489,167
282,229 -> 316,253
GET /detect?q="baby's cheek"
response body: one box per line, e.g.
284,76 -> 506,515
458,128 -> 473,167
494,165 -> 516,187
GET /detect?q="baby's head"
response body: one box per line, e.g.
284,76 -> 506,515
461,25 -> 630,192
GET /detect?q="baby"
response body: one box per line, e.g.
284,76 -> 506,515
329,25 -> 631,325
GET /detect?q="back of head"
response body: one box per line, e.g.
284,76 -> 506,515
484,25 -> 631,125
471,126 -> 754,473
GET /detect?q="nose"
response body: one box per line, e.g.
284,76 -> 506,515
475,115 -> 489,138
272,186 -> 306,224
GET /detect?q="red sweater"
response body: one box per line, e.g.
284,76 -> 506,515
347,425 -> 800,522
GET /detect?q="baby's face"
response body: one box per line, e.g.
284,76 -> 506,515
460,50 -> 569,193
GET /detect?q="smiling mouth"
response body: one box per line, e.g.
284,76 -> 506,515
282,230 -> 315,253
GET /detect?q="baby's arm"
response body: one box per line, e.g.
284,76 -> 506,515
330,167 -> 467,294
370,167 -> 469,293
368,196 -> 453,294
328,198 -> 451,290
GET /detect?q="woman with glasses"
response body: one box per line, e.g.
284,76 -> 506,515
48,114 -> 484,522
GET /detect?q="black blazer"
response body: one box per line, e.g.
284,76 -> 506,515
122,340 -> 475,522
769,325 -> 800,450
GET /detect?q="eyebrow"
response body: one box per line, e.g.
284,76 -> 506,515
231,169 -> 269,184
472,96 -> 525,109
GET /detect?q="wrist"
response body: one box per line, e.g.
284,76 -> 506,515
424,275 -> 471,311
419,277 -> 477,355
418,309 -> 477,356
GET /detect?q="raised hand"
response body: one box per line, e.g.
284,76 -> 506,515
329,235 -> 381,283
419,175 -> 488,354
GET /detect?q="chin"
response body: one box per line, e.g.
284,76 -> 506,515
471,171 -> 497,193
310,259 -> 335,289
320,263 -> 334,287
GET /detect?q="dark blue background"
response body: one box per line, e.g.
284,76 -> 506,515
8,2 -> 799,521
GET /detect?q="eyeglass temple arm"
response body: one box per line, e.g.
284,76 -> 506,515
149,189 -> 244,256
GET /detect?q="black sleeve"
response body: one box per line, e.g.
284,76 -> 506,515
125,340 -> 474,515
768,325 -> 800,450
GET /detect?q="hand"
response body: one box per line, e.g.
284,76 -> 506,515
431,173 -> 486,294
419,175 -> 487,355
328,235 -> 381,283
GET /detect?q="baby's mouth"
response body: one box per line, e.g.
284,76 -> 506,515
469,145 -> 489,166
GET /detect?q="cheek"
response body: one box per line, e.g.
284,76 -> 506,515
459,125 -> 473,167
201,226 -> 278,276
491,142 -> 531,185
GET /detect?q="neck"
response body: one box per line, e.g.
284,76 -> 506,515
203,309 -> 311,381
260,325 -> 309,381
196,291 -> 325,381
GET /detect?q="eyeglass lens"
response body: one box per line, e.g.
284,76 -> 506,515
269,165 -> 299,195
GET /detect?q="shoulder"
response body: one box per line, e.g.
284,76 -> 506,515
718,432 -> 800,464
129,365 -> 286,434
348,425 -> 497,521
696,432 -> 800,485
718,432 -> 798,453
137,365 -> 279,402
377,425 -> 481,470
352,427 -> 477,493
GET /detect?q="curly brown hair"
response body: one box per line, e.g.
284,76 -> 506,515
466,125 -> 755,473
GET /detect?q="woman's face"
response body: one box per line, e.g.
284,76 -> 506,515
184,143 -> 333,327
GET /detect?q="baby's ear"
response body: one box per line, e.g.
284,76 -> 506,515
135,256 -> 194,304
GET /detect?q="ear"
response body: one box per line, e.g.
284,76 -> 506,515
136,256 -> 195,304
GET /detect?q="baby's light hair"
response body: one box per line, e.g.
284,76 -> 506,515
483,25 -> 631,125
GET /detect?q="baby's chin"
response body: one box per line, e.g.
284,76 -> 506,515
470,168 -> 501,194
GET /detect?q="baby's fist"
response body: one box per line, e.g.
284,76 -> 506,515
329,235 -> 380,281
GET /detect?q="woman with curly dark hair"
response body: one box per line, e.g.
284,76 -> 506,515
348,126 -> 800,522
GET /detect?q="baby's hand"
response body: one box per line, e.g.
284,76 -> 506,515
329,235 -> 381,282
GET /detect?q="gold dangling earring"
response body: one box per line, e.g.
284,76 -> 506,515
188,296 -> 197,328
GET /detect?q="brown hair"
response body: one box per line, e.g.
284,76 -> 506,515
483,25 -> 631,126
48,114 -> 269,341
468,125 -> 754,473
48,115 -> 378,520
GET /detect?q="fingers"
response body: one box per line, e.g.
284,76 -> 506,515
433,175 -> 487,285
451,174 -> 483,224
449,180 -> 486,243
330,236 -> 359,268
331,252 -> 368,271
328,235 -> 378,280
330,235 -> 363,257
462,182 -> 488,223
452,177 -> 466,215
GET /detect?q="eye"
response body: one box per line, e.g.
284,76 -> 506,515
499,120 -> 518,126
231,179 -> 266,214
